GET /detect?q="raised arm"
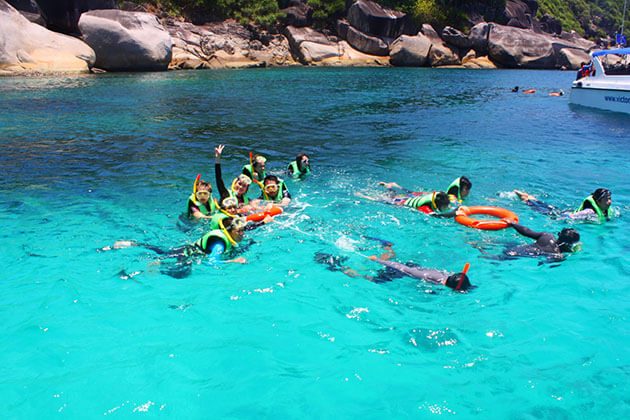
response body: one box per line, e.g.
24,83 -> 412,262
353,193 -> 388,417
509,222 -> 543,240
214,145 -> 229,200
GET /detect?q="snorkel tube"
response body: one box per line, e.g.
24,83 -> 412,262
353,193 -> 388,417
218,218 -> 238,247
193,174 -> 201,195
456,262 -> 470,291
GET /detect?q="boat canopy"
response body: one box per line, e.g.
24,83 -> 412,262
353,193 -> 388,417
592,48 -> 630,57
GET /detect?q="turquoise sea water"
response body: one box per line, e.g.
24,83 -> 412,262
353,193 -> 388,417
1,68 -> 629,417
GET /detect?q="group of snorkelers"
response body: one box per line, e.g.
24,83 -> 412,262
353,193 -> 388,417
511,86 -> 564,96
336,178 -> 612,291
107,149 -> 613,291
107,146 -> 311,277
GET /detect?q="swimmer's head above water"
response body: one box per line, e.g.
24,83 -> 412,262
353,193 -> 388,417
444,273 -> 471,291
434,191 -> 451,212
557,228 -> 580,253
592,188 -> 612,211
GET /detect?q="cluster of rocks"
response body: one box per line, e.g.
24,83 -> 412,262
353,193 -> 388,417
0,0 -> 597,75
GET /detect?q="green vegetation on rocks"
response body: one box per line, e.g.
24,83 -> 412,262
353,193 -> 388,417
537,0 -> 627,37
122,1 -> 629,39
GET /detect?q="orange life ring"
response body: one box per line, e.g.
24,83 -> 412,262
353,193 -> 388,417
455,206 -> 518,231
245,206 -> 283,222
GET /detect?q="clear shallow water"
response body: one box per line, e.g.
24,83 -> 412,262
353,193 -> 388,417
1,68 -> 629,417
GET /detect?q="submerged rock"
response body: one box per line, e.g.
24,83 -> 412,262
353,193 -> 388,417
0,0 -> 95,74
78,9 -> 172,71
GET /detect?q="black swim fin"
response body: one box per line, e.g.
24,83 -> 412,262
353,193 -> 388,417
362,235 -> 394,248
314,252 -> 348,272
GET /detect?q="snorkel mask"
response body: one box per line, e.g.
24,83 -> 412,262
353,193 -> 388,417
219,216 -> 247,246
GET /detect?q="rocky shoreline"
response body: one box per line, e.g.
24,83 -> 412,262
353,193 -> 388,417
1,0 -> 598,75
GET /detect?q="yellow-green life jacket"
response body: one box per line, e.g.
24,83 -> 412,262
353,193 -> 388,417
242,164 -> 266,183
195,229 -> 232,254
288,160 -> 311,178
187,193 -> 217,217
575,195 -> 606,220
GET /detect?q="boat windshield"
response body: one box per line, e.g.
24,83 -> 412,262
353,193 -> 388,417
600,54 -> 630,75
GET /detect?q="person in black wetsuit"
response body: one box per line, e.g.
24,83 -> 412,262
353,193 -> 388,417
314,252 -> 472,291
501,221 -> 580,261
103,217 -> 249,278
314,236 -> 472,292
214,144 -> 254,210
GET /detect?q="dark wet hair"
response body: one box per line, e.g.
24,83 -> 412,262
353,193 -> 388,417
264,175 -> 279,185
296,153 -> 310,171
557,228 -> 580,252
445,273 -> 471,291
435,192 -> 450,210
196,180 -> 211,192
459,176 -> 472,191
592,188 -> 611,202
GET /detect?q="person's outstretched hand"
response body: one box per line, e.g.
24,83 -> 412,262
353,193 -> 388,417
215,144 -> 225,159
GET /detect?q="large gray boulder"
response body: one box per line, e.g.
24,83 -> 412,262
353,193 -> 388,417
539,13 -> 561,35
284,25 -> 338,63
36,0 -> 116,34
346,25 -> 389,56
469,22 -> 491,55
442,26 -> 472,50
280,2 -> 313,27
488,23 -> 555,68
0,0 -> 95,73
78,9 -> 172,71
167,19 -> 296,69
556,48 -> 590,70
421,24 -> 460,66
504,0 -> 535,29
6,0 -> 43,25
389,34 -> 431,67
347,0 -> 410,38
283,25 -> 388,66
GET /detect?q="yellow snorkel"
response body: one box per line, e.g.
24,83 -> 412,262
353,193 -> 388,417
218,218 -> 238,247
192,174 -> 201,195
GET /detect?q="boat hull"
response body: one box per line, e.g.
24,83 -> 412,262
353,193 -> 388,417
570,86 -> 630,114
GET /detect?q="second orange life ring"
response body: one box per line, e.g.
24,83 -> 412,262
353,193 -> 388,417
455,206 -> 518,230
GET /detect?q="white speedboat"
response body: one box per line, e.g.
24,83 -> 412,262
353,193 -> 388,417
570,48 -> 630,114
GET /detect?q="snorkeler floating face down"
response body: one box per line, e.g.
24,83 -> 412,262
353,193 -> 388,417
434,192 -> 450,212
